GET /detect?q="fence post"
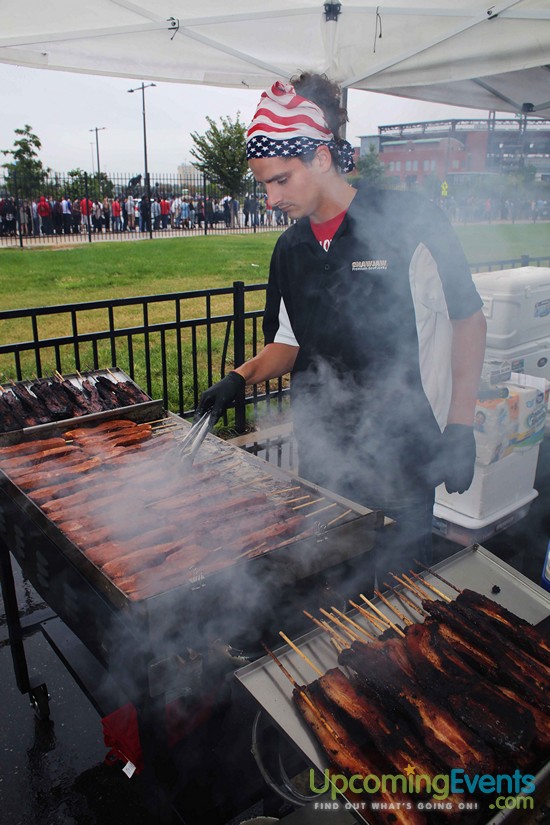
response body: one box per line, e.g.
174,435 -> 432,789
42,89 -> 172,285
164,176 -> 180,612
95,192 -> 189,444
521,254 -> 530,267
233,280 -> 246,433
84,173 -> 92,243
203,173 -> 208,236
13,171 -> 24,249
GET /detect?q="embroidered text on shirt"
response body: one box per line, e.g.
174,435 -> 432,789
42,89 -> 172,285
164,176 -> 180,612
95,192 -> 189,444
351,259 -> 388,271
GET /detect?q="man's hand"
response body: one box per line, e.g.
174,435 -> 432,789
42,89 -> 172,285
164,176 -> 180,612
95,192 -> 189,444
441,424 -> 476,494
195,372 -> 245,424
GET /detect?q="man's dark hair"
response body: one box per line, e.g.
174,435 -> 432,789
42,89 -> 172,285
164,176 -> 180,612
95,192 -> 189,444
290,72 -> 348,139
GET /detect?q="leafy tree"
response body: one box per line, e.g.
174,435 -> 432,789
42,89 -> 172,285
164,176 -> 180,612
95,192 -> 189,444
190,114 -> 250,196
354,144 -> 386,187
2,124 -> 50,197
64,169 -> 114,201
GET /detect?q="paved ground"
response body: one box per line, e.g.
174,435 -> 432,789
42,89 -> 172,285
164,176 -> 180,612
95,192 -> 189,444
1,439 -> 549,825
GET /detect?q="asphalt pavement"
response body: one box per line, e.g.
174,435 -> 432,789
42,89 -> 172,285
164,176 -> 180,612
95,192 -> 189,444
1,440 -> 550,825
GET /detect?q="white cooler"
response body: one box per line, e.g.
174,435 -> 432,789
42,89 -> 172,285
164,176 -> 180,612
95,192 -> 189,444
435,442 -> 540,519
473,266 -> 550,350
485,337 -> 550,381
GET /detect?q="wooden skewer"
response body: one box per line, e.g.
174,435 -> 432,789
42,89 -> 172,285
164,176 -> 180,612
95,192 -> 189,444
413,559 -> 461,594
330,636 -> 345,654
54,370 -> 64,381
401,572 -> 434,601
349,600 -> 387,632
234,541 -> 268,561
286,495 -> 310,505
383,583 -> 428,618
303,610 -> 348,647
409,570 -> 452,602
279,631 -> 323,677
319,608 -> 361,643
261,643 -> 342,742
374,589 -> 413,626
326,508 -> 352,527
292,497 -> 325,511
359,594 -> 406,638
304,502 -> 338,519
329,606 -> 376,641
273,485 -> 301,494
390,572 -> 427,601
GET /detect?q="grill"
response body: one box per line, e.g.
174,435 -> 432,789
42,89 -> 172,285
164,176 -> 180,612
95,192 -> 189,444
236,546 -> 550,825
0,388 -> 382,700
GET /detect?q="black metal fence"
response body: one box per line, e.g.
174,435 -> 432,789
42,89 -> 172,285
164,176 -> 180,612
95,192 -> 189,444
0,256 -> 548,436
0,169 -> 290,248
0,281 -> 288,432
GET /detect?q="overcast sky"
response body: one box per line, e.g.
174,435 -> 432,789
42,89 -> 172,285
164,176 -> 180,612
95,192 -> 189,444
1,63 -> 490,176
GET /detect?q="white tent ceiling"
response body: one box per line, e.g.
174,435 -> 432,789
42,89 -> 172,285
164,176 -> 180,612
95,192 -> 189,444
1,0 -> 550,117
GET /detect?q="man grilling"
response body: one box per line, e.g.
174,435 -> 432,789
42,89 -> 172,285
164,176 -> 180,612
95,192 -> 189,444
196,72 -> 487,587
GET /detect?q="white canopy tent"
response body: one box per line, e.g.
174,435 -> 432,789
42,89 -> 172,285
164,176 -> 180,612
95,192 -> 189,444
1,0 -> 549,117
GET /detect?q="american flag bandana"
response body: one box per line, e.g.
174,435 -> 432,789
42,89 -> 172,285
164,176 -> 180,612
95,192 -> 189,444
246,81 -> 355,173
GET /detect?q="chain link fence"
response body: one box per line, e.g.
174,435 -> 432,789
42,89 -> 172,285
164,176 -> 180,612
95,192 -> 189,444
0,169 -> 290,247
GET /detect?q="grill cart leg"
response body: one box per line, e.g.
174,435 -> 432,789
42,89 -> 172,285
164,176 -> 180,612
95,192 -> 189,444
0,535 -> 50,720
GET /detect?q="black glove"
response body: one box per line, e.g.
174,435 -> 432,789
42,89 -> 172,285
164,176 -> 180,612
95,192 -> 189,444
440,424 -> 476,494
195,371 -> 245,424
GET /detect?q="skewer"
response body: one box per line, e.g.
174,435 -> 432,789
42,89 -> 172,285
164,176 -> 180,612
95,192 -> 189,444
273,485 -> 301,494
390,572 -> 427,601
261,643 -> 342,741
319,608 -> 361,643
279,631 -> 323,677
304,502 -> 338,519
329,606 -> 376,641
413,559 -> 461,594
359,594 -> 406,638
286,495 -> 310,505
349,600 -> 387,632
233,541 -> 268,561
409,570 -> 452,602
54,370 -> 64,381
374,589 -> 413,626
383,583 -> 428,618
303,610 -> 348,647
326,508 -> 352,527
292,497 -> 325,511
330,636 -> 345,654
401,572 -> 435,601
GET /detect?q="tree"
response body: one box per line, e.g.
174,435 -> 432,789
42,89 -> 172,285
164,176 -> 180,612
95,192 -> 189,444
2,124 -> 50,197
190,114 -> 250,195
354,144 -> 386,187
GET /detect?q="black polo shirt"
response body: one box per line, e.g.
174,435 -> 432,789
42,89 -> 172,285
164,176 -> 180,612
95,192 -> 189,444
263,185 -> 482,507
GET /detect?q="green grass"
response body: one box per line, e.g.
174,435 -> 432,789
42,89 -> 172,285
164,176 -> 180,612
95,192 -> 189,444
0,224 -> 548,315
0,234 -> 279,311
454,222 -> 550,264
0,223 -> 548,420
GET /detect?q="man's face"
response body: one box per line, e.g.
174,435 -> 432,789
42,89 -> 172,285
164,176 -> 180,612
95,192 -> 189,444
248,154 -> 325,221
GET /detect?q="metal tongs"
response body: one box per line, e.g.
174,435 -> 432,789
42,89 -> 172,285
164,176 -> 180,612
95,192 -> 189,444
177,409 -> 214,469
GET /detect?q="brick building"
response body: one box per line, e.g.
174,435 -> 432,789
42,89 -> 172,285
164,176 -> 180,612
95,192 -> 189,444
360,117 -> 550,187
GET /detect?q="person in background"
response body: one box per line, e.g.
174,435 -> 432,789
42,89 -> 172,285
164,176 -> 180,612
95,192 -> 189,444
61,195 -> 72,235
196,72 -> 487,589
126,194 -> 135,231
102,197 -> 111,232
71,197 -> 81,234
111,197 -> 122,233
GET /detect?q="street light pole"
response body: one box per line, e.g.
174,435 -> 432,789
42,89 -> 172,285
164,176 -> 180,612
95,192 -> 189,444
128,82 -> 156,239
89,127 -> 106,197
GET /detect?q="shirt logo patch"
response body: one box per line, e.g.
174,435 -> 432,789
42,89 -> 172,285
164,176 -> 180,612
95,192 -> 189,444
351,259 -> 388,272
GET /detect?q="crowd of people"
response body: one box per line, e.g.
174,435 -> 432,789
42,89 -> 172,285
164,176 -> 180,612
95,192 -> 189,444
0,191 -> 290,237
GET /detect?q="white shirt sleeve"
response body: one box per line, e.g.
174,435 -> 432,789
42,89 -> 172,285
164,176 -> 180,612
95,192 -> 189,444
409,242 -> 453,431
273,296 -> 299,347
